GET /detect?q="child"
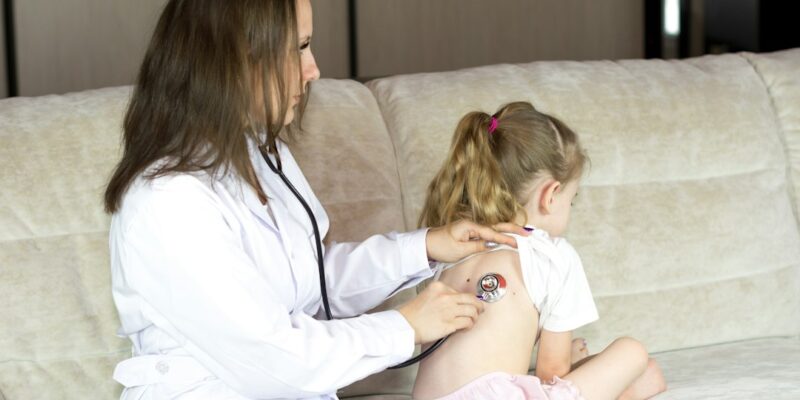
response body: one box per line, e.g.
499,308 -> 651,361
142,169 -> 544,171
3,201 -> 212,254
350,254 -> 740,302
413,102 -> 667,400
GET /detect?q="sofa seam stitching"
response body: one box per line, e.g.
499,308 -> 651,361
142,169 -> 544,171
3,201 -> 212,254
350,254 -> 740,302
364,80 -> 411,231
740,52 -> 800,233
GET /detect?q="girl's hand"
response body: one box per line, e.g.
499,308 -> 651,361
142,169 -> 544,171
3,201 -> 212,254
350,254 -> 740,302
425,220 -> 529,263
397,281 -> 485,344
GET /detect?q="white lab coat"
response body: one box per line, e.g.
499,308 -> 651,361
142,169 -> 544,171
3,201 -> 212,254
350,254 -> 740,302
110,139 -> 433,399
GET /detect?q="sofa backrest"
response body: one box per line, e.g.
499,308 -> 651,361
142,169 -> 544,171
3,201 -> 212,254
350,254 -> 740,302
0,87 -> 132,399
367,50 -> 800,361
745,50 -> 800,231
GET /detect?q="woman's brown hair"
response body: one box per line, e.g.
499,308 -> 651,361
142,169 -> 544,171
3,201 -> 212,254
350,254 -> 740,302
419,102 -> 587,228
104,0 -> 306,213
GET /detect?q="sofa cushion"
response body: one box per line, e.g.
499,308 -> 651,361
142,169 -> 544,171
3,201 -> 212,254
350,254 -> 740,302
367,53 -> 800,359
652,336 -> 800,399
0,87 -> 131,399
290,79 -> 406,243
745,49 -> 800,228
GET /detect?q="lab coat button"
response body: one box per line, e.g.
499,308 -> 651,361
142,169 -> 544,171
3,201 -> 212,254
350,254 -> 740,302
155,360 -> 170,375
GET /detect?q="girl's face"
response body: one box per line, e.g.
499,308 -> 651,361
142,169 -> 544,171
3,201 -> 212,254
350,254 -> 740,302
521,177 -> 580,237
284,0 -> 320,125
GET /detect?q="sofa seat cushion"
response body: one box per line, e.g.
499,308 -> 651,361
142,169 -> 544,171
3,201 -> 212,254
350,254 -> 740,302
652,336 -> 800,399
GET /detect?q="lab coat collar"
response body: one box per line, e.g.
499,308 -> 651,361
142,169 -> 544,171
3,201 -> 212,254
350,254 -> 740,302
217,169 -> 280,234
246,139 -> 303,258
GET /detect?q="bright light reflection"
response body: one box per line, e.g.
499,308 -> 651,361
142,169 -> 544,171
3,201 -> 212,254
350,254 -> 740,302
664,0 -> 680,36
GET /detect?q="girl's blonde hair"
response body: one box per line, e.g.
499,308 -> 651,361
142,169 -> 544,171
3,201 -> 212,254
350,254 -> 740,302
419,102 -> 587,228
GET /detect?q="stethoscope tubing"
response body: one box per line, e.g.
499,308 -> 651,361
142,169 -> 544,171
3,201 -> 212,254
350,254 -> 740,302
261,147 -> 333,320
260,145 -> 443,368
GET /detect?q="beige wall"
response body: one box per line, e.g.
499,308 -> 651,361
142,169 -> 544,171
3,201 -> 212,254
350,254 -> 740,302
7,0 -> 644,96
356,0 -> 644,78
14,0 -> 167,97
310,0 -> 350,79
12,0 -> 348,96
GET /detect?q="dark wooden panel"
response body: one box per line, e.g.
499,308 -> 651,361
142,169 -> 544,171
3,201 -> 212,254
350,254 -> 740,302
15,0 -> 167,96
0,0 -> 7,98
311,0 -> 350,79
357,0 -> 644,78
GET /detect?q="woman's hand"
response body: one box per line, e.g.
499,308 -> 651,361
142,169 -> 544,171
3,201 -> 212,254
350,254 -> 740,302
425,220 -> 529,263
397,281 -> 485,344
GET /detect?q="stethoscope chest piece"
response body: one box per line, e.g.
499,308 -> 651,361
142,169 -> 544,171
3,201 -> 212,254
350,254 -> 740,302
476,272 -> 506,303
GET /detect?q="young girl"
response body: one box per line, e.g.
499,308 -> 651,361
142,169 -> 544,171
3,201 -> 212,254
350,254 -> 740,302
413,102 -> 667,400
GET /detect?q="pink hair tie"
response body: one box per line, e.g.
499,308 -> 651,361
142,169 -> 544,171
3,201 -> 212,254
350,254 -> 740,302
488,117 -> 499,135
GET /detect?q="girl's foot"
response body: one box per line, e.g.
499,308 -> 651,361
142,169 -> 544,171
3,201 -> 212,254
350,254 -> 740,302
571,338 -> 589,364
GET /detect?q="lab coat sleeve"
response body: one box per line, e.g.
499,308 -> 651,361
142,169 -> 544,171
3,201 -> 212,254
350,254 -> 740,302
322,229 -> 434,317
117,176 -> 416,398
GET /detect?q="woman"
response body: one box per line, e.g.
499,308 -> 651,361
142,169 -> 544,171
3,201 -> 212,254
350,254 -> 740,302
104,1 -> 525,399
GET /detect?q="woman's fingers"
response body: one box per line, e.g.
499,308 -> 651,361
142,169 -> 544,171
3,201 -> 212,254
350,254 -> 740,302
461,221 -> 519,249
452,305 -> 480,324
453,292 -> 485,312
426,219 -> 530,263
452,316 -> 476,331
398,281 -> 486,344
492,222 -> 531,237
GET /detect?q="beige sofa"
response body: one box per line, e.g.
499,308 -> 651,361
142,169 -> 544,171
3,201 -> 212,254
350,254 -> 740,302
1,48 -> 799,399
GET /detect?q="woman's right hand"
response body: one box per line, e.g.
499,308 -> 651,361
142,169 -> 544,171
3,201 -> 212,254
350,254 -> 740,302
397,281 -> 485,344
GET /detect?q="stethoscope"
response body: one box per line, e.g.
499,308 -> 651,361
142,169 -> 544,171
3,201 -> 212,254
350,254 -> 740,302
260,145 -> 506,369
261,146 -> 333,321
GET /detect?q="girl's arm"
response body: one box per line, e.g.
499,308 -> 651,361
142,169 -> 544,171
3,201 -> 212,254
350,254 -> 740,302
535,329 -> 573,382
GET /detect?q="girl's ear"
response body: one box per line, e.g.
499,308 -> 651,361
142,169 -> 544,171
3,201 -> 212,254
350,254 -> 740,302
538,179 -> 561,214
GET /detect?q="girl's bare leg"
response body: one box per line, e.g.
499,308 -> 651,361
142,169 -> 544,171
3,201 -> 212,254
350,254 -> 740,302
563,337 -> 649,400
618,358 -> 667,400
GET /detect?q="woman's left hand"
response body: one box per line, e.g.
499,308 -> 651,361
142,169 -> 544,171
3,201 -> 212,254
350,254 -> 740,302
425,220 -> 529,263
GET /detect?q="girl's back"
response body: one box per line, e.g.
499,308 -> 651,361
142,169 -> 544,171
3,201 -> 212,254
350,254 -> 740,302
413,249 -> 539,399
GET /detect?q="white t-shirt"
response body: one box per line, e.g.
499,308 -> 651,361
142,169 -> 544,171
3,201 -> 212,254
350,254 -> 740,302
515,229 -> 598,333
433,228 -> 598,334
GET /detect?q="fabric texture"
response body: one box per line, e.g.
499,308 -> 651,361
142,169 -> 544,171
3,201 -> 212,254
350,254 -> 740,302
651,337 -> 800,400
433,372 -> 584,400
0,87 -> 133,399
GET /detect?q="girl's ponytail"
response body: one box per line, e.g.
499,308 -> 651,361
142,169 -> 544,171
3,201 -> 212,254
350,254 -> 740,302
418,112 -> 521,228
419,101 -> 586,229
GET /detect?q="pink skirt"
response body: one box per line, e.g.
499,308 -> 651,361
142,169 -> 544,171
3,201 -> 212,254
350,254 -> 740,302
434,372 -> 584,400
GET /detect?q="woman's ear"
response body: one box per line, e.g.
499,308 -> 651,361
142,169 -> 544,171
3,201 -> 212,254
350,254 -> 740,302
538,179 -> 561,214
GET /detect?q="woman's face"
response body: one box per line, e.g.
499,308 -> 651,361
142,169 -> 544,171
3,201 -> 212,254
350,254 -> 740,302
284,0 -> 320,125
252,0 -> 320,127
